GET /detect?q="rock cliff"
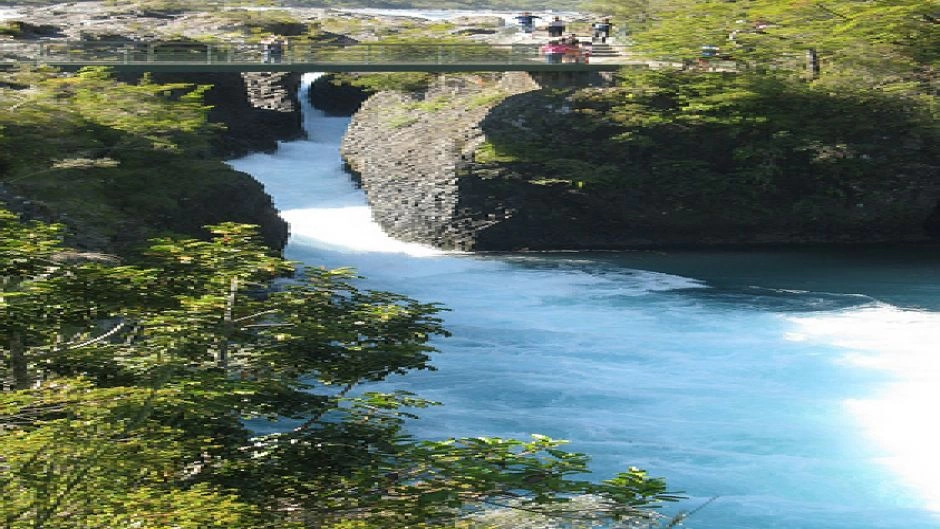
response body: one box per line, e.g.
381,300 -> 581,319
341,75 -> 940,251
119,71 -> 304,158
340,72 -> 543,250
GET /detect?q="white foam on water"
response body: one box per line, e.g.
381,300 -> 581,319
787,306 -> 940,513
283,206 -> 445,257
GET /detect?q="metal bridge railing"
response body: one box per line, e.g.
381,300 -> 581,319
0,40 -> 582,67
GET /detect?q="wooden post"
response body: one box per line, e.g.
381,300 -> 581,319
806,48 -> 819,79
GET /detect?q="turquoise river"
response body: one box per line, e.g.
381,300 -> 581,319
228,73 -> 940,529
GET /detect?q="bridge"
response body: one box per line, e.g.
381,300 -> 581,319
0,40 -> 640,73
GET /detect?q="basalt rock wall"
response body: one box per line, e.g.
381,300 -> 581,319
338,73 -> 702,251
341,75 -> 940,251
340,72 -> 543,250
340,72 -> 759,251
168,71 -> 299,248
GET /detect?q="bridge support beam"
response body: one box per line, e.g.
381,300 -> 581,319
527,70 -> 615,88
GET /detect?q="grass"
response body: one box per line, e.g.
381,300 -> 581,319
474,141 -> 520,163
466,90 -> 507,109
386,115 -> 420,128
407,95 -> 452,112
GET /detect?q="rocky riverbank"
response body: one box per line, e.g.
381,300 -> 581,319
341,72 -> 940,251
0,1 -> 556,252
0,2 -> 316,252
340,72 -> 545,250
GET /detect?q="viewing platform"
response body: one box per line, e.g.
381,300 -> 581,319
0,40 -> 638,73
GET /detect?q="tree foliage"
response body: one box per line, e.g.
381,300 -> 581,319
474,0 -> 937,239
0,210 -> 681,528
0,66 -> 286,252
593,0 -> 938,90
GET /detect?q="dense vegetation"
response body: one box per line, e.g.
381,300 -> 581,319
479,69 -> 937,230
0,67 -> 288,252
595,0 -> 938,75
3,0 -> 937,525
1,12 -> 677,527
0,212 -> 681,528
474,0 -> 938,237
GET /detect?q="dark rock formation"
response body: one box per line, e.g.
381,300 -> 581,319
1,166 -> 288,254
123,71 -> 304,158
309,74 -> 372,116
340,72 -> 543,250
5,21 -> 64,39
138,71 -> 297,249
4,70 -> 300,254
165,165 -> 289,252
341,75 -> 940,251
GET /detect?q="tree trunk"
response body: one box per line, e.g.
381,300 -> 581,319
806,48 -> 820,79
218,276 -> 238,371
10,331 -> 29,390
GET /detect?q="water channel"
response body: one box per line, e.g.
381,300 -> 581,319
227,73 -> 940,529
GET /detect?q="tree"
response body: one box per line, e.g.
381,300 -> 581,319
593,0 -> 938,89
1,211 -> 682,528
0,209 -> 148,390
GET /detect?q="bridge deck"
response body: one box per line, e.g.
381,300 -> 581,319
0,39 -> 637,73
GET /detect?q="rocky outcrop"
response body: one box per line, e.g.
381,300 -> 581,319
309,74 -> 372,116
232,71 -> 304,155
341,75 -> 940,251
340,73 -> 669,251
99,71 -> 296,251
123,71 -> 303,158
341,72 -> 543,250
10,70 -> 297,253
0,165 -> 288,254
164,164 -> 288,252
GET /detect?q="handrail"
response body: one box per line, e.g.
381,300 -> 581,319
0,39 -> 638,72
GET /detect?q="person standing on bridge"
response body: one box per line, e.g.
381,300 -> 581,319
540,40 -> 565,64
514,12 -> 541,34
547,16 -> 566,38
263,35 -> 285,64
271,36 -> 285,63
562,35 -> 584,63
592,18 -> 613,43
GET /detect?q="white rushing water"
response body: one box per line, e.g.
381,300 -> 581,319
0,8 -> 21,20
228,73 -> 940,529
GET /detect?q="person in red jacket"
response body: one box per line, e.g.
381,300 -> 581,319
539,40 -> 566,64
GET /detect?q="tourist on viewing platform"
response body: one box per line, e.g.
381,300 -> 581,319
540,40 -> 566,64
548,16 -> 566,38
559,35 -> 588,63
592,18 -> 613,43
263,35 -> 285,63
514,12 -> 541,34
